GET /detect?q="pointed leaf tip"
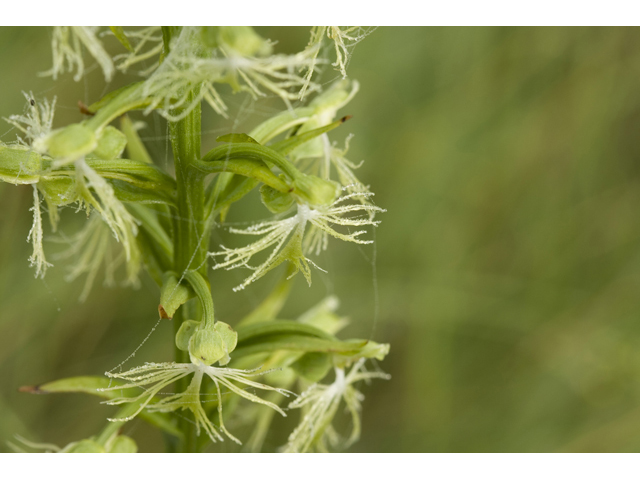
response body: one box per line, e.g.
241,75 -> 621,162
216,133 -> 260,144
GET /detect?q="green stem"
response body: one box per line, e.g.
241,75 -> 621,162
184,270 -> 215,328
170,98 -> 206,278
170,89 -> 206,453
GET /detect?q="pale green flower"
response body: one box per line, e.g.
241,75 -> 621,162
141,27 -> 320,121
42,26 -> 114,82
209,192 -> 384,291
300,27 -> 375,98
3,94 -> 140,283
100,320 -> 291,445
284,358 -> 390,453
74,158 -> 140,267
4,92 -> 56,148
3,95 -> 55,277
52,213 -> 141,302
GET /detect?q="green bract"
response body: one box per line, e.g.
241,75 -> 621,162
0,144 -> 42,184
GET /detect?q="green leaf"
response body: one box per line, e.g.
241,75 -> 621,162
270,116 -> 351,155
108,178 -> 176,206
20,376 -> 182,439
290,352 -> 333,382
236,320 -> 337,343
120,115 -> 153,164
110,26 -> 133,52
19,375 -> 110,396
232,334 -> 368,359
249,107 -> 314,144
193,157 -> 290,194
87,83 -> 143,114
206,175 -> 259,220
86,158 -> 176,190
216,133 -> 260,144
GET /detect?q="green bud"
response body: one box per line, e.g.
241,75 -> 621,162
175,319 -> 201,352
260,184 -> 294,213
213,321 -> 238,366
93,126 -> 127,160
189,328 -> 225,366
67,439 -> 105,453
219,26 -> 271,57
43,124 -> 97,163
0,144 -> 42,184
293,174 -> 341,206
187,321 -> 238,366
107,435 -> 137,453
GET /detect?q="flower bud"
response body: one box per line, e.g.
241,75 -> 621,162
189,328 -> 225,366
260,184 -> 294,213
187,321 -> 238,366
39,124 -> 97,164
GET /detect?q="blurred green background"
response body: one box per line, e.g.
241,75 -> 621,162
2,26 -> 640,452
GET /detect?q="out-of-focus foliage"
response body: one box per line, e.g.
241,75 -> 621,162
3,26 -> 640,452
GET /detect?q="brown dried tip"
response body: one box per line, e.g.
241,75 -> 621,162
19,385 -> 45,394
78,101 -> 95,116
158,305 -> 171,320
341,115 -> 353,123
